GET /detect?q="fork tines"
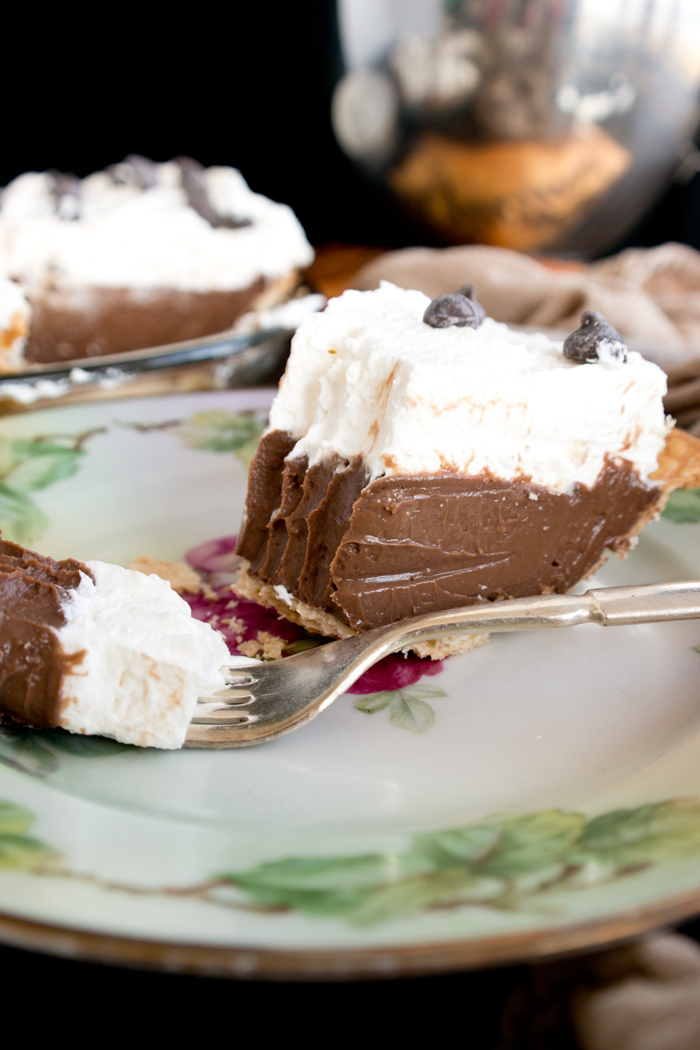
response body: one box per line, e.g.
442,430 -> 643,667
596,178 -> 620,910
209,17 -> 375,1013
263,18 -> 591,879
190,671 -> 256,726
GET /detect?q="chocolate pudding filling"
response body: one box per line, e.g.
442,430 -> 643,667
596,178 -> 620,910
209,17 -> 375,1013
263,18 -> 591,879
237,430 -> 661,633
0,538 -> 92,726
25,279 -> 268,362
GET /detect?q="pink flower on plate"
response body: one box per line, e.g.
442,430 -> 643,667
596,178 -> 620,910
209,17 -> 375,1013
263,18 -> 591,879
184,534 -> 445,689
347,652 -> 444,695
186,535 -> 240,577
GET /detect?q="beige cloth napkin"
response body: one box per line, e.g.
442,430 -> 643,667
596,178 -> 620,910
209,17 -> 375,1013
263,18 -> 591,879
499,933 -> 700,1050
353,243 -> 700,370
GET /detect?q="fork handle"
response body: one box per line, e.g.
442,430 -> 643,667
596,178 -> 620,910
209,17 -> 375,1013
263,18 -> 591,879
381,580 -> 700,656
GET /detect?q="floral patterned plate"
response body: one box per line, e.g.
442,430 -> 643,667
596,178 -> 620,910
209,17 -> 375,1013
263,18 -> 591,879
2,387 -> 700,979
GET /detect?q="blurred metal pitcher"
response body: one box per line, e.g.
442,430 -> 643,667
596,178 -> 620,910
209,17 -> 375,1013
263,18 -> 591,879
331,0 -> 700,256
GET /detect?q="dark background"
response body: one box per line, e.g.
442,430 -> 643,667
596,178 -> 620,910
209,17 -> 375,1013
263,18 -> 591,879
3,3 -> 699,255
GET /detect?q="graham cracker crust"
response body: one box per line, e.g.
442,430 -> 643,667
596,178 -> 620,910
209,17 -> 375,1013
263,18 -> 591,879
652,426 -> 700,493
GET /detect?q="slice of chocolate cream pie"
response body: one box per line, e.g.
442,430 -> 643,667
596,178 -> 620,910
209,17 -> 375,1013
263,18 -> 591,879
235,283 -> 700,658
0,157 -> 314,363
0,538 -> 230,747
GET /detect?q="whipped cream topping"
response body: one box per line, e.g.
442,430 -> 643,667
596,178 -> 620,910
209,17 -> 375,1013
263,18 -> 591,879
268,282 -> 670,493
56,561 -> 230,749
0,162 -> 314,293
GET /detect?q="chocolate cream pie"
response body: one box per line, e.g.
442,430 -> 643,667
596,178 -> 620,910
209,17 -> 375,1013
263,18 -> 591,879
0,537 -> 229,748
235,282 -> 700,658
0,156 -> 314,364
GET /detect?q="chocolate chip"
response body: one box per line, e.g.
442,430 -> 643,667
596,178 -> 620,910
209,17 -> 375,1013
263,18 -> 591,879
49,171 -> 81,221
107,156 -> 159,190
456,284 -> 486,325
423,286 -> 485,329
123,155 -> 159,189
563,310 -> 628,364
176,156 -> 252,230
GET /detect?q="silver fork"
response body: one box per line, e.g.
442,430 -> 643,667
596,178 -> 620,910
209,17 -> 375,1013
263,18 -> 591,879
185,581 -> 700,748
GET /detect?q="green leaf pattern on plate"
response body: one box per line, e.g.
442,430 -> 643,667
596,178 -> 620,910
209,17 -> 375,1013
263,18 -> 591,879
0,727 -> 59,778
0,432 -> 92,544
0,724 -> 131,779
662,487 -> 700,523
175,410 -> 265,468
222,800 -> 700,926
0,484 -> 49,546
0,409 -> 265,545
121,410 -> 266,469
2,791 -> 700,929
0,799 -> 56,872
354,685 -> 447,733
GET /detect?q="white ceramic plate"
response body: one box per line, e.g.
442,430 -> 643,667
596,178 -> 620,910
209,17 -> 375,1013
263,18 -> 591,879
1,387 -> 700,979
